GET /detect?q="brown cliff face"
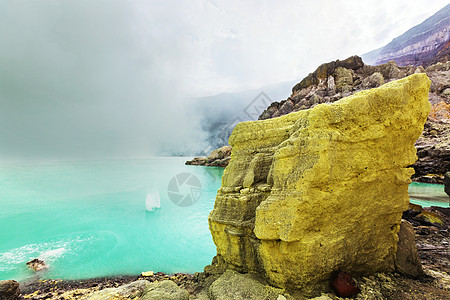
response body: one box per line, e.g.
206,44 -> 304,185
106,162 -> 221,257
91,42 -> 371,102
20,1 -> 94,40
259,57 -> 450,182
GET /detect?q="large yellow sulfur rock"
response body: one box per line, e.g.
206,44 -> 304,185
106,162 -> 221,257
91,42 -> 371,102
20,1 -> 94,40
208,74 -> 431,295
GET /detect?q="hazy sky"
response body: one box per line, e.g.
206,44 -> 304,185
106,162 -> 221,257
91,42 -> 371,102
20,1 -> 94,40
0,0 -> 448,159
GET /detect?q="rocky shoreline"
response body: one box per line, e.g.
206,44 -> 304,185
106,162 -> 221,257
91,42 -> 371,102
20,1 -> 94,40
3,203 -> 448,300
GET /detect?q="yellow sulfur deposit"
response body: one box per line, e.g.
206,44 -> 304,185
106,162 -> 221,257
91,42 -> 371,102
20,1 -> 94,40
208,74 -> 431,295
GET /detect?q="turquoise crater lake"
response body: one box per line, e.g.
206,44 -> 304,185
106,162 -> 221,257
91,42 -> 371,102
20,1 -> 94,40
0,157 -> 223,281
0,157 -> 447,282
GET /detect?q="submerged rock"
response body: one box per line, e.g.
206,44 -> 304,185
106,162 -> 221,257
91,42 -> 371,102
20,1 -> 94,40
26,258 -> 47,272
208,74 -> 431,295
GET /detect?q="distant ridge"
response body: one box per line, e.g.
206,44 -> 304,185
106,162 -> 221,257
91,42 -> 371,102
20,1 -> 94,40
362,4 -> 450,66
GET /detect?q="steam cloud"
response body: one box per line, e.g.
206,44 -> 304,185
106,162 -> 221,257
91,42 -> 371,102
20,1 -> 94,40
0,0 -> 447,160
0,0 -> 206,159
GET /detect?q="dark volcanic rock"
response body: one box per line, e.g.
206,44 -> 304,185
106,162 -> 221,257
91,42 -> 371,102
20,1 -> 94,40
0,280 -> 20,300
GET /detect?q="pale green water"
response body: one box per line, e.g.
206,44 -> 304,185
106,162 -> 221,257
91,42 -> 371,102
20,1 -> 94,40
409,181 -> 449,208
0,159 -> 447,282
0,158 -> 223,281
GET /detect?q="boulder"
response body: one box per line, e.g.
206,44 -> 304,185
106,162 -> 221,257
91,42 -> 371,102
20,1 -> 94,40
141,280 -> 189,300
209,74 -> 431,296
331,271 -> 360,297
428,101 -> 450,122
379,60 -> 406,80
87,280 -> 189,300
334,67 -> 353,93
362,72 -> 384,89
208,270 -> 283,300
444,172 -> 450,197
208,146 -> 232,162
87,280 -> 150,300
0,280 -> 20,300
395,220 -> 424,277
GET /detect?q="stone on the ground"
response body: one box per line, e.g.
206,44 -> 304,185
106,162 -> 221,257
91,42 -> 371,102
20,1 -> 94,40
331,271 -> 360,297
141,280 -> 188,300
0,280 -> 20,300
362,72 -> 384,89
208,269 -> 283,300
395,220 -> 424,277
427,269 -> 450,290
87,280 -> 150,300
209,74 -> 431,295
416,210 -> 445,226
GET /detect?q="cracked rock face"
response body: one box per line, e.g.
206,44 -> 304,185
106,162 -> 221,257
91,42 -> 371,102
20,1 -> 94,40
208,74 -> 431,295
